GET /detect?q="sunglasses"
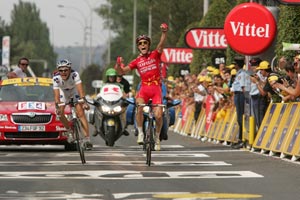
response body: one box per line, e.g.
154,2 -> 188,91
20,63 -> 29,66
138,41 -> 149,46
59,69 -> 69,73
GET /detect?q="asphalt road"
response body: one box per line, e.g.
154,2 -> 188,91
0,126 -> 299,200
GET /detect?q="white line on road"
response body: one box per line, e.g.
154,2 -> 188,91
0,170 -> 263,179
0,160 -> 231,166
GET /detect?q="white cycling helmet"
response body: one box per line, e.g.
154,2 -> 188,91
57,59 -> 72,69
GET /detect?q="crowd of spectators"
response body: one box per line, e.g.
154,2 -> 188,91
161,53 -> 300,145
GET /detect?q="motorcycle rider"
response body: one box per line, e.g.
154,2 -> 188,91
93,68 -> 129,136
53,59 -> 93,150
115,23 -> 168,151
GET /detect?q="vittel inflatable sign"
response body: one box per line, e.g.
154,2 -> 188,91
161,48 -> 193,64
185,28 -> 227,49
224,3 -> 276,55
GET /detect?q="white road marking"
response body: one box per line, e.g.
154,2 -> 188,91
0,160 -> 231,166
0,144 -> 185,150
1,152 -> 210,158
0,170 -> 263,179
4,190 -> 104,199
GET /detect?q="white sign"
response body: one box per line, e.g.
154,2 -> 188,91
0,65 -> 8,76
2,36 -> 10,67
92,80 -> 103,88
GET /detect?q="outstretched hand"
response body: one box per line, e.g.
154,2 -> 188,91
160,23 -> 168,32
117,56 -> 123,65
115,56 -> 125,75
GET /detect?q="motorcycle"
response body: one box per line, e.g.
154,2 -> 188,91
126,96 -> 181,141
87,83 -> 128,146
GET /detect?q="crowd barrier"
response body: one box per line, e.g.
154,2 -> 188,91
172,102 -> 300,162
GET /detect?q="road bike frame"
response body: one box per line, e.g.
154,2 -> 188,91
137,100 -> 165,166
58,98 -> 86,164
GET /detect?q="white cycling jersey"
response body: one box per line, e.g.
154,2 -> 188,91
53,70 -> 82,103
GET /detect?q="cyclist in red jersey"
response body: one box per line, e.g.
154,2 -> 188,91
115,23 -> 168,151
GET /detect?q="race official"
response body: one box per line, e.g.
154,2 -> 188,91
231,56 -> 250,149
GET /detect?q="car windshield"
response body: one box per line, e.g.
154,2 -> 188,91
0,84 -> 54,102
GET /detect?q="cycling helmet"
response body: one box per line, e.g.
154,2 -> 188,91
136,35 -> 151,45
57,59 -> 72,69
105,68 -> 117,76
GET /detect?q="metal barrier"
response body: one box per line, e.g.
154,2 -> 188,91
173,102 -> 300,162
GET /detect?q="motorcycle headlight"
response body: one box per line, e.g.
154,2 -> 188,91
143,106 -> 150,113
113,106 -> 122,113
101,105 -> 111,113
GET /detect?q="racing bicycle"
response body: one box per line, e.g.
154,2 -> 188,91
137,100 -> 165,166
58,98 -> 86,164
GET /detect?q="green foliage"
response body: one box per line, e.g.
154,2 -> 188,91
7,1 -> 56,76
3,0 -> 300,84
97,0 -> 204,79
80,64 -> 103,95
97,0 -> 148,63
189,0 -> 233,75
275,5 -> 300,62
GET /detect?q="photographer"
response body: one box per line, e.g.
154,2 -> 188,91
253,61 -> 282,103
273,62 -> 300,102
249,57 -> 268,130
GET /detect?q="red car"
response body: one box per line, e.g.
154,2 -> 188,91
0,77 -> 76,150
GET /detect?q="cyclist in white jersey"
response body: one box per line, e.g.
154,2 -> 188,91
53,59 -> 93,150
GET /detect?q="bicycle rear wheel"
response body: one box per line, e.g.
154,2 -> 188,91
74,120 -> 86,164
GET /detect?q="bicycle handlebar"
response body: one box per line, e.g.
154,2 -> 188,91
57,98 -> 85,107
137,103 -> 165,108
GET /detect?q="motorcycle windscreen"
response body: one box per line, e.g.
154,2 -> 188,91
99,84 -> 123,101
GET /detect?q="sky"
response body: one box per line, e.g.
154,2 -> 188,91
0,0 -> 109,48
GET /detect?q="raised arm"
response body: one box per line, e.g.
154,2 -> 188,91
115,56 -> 131,75
156,23 -> 168,53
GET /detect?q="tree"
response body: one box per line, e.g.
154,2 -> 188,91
8,1 -> 56,76
188,0 -> 233,75
97,0 -> 204,80
275,5 -> 300,63
81,64 -> 103,95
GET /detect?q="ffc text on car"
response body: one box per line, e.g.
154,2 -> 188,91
0,77 -> 76,150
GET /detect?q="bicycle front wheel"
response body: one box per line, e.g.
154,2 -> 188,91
74,119 -> 86,164
145,119 -> 154,166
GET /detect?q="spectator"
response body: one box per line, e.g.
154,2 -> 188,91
191,76 -> 206,122
201,83 -> 216,142
249,57 -> 268,130
254,61 -> 282,103
274,59 -> 300,101
284,63 -> 297,89
7,57 -> 29,78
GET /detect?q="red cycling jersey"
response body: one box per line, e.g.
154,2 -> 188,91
128,50 -> 161,86
128,49 -> 162,104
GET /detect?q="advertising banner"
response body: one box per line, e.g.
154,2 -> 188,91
161,48 -> 193,64
185,28 -> 227,49
2,36 -> 10,67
